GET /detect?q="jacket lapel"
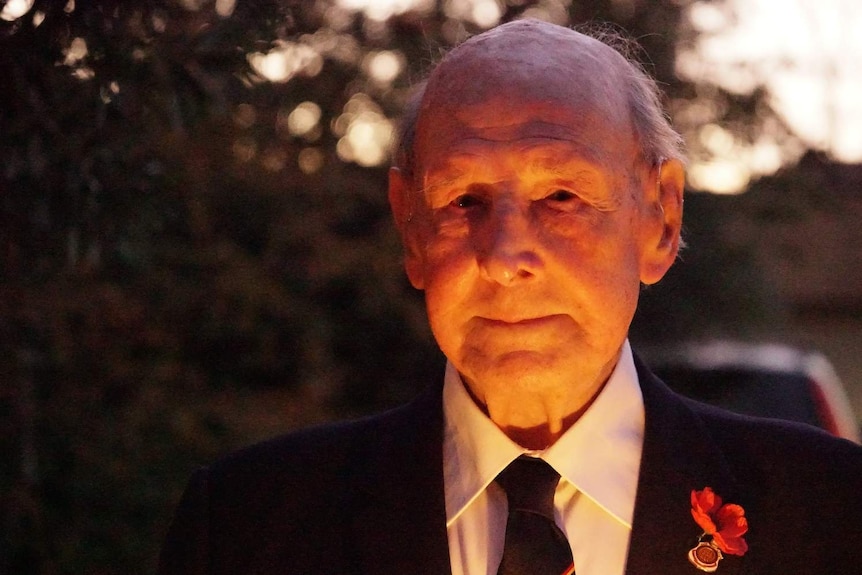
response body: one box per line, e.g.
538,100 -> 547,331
347,385 -> 452,575
625,356 -> 746,575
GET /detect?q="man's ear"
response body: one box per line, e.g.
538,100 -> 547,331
639,158 -> 685,285
388,167 -> 425,290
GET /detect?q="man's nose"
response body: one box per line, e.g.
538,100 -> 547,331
477,204 -> 543,286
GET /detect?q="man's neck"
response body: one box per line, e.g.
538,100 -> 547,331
494,386 -> 607,450
461,359 -> 619,450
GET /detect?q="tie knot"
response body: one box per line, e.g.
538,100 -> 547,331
495,456 -> 560,520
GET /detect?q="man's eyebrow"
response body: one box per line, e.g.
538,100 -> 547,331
419,171 -> 466,196
417,142 -> 613,193
419,153 -> 486,193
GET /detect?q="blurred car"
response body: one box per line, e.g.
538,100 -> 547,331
642,340 -> 860,443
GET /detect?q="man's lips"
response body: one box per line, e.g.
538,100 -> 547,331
477,314 -> 564,327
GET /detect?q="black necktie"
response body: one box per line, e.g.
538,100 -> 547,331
496,456 -> 575,575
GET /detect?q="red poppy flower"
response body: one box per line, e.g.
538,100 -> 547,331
690,487 -> 749,556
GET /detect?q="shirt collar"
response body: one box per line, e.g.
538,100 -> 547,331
442,340 -> 645,528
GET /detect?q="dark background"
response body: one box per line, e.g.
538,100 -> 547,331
2,1 -> 860,573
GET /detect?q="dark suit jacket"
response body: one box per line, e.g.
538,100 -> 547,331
158,357 -> 862,574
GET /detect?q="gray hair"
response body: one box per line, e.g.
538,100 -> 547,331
584,24 -> 687,168
392,25 -> 685,176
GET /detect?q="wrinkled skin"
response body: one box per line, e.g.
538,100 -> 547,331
389,20 -> 684,448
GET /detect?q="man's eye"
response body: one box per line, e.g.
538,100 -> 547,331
546,190 -> 577,202
451,194 -> 484,208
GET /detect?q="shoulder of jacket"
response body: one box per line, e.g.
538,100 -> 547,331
204,384 -> 443,483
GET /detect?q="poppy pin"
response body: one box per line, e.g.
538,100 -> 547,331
688,487 -> 748,572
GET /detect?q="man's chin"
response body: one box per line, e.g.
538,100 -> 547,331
459,349 -> 576,392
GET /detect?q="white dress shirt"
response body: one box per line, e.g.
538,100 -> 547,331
442,340 -> 645,575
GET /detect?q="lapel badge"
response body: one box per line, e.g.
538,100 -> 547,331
688,538 -> 723,572
688,487 -> 748,572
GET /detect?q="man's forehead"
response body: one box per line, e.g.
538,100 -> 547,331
413,20 -> 635,171
422,135 -> 612,176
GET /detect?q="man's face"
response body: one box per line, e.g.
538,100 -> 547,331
390,21 -> 682,407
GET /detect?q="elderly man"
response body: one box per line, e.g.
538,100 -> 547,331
159,19 -> 862,575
